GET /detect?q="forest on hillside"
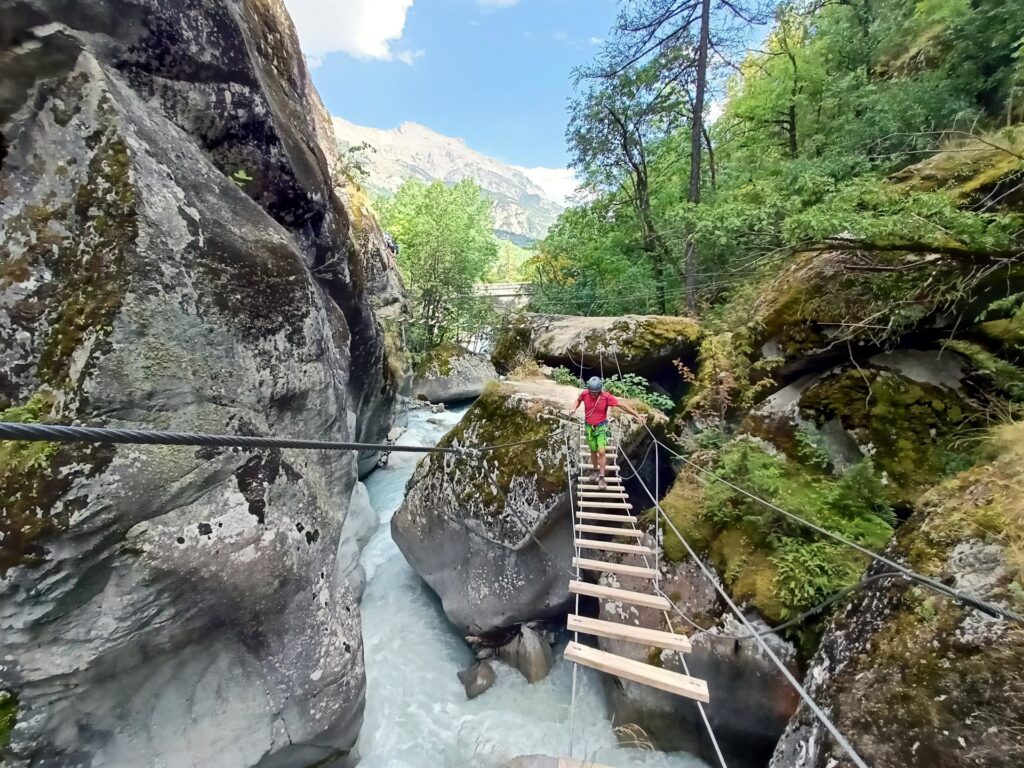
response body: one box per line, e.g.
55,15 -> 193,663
528,0 -> 1024,322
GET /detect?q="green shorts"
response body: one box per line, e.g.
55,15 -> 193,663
585,423 -> 609,452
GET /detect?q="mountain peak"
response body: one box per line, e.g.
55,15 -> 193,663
332,116 -> 569,241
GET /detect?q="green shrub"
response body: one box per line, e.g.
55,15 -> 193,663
551,366 -> 582,387
604,373 -> 675,413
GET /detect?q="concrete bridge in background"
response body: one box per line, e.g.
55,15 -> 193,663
473,282 -> 534,306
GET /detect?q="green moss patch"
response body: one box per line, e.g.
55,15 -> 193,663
660,437 -> 893,629
0,391 -> 116,572
823,424 -> 1024,766
798,369 -> 974,500
0,690 -> 16,752
37,132 -> 134,389
436,384 -> 566,518
755,249 -> 968,357
490,321 -> 533,373
415,342 -> 469,378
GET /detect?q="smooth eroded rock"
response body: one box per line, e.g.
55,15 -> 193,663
412,343 -> 497,403
0,1 -> 401,765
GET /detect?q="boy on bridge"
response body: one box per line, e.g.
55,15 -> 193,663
572,376 -> 646,489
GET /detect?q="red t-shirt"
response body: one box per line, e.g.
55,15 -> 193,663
577,391 -> 620,426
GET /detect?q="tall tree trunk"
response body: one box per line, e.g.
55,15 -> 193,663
685,0 -> 712,315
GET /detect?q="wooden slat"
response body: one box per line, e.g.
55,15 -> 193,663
575,539 -> 653,556
573,557 -> 657,579
577,511 -> 637,522
578,481 -> 624,490
574,524 -> 643,538
569,580 -> 671,610
578,463 -> 619,470
567,614 -> 692,653
578,490 -> 629,499
579,501 -> 632,509
564,641 -> 709,703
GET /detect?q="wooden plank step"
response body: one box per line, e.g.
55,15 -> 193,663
579,501 -> 632,509
569,580 -> 671,610
577,511 -> 637,522
573,557 -> 657,579
567,614 -> 692,653
578,481 -> 624,489
575,539 -> 653,556
574,524 -> 643,538
579,463 -> 619,470
564,641 -> 709,702
578,490 -> 629,498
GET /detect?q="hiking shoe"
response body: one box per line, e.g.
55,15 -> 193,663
598,476 -> 607,490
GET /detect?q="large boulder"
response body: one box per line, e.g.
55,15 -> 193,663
770,422 -> 1024,768
492,313 -> 701,377
412,343 -> 497,404
392,379 -> 647,635
0,2 -> 396,765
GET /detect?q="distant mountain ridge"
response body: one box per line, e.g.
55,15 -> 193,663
332,117 -> 565,242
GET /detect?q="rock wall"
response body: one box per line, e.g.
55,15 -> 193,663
0,1 -> 402,765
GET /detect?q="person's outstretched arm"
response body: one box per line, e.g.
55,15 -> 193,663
615,399 -> 647,425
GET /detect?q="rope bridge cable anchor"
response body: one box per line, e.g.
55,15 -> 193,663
0,421 -> 471,456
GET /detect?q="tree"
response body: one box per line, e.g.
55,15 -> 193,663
567,55 -> 687,313
595,0 -> 776,312
378,180 -> 498,352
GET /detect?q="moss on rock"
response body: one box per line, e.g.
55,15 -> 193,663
415,342 -> 469,378
657,437 -> 893,628
491,320 -> 533,374
755,249 -> 968,358
38,132 -> 134,389
436,384 -> 568,518
805,423 -> 1024,767
0,690 -> 16,752
797,369 -> 973,500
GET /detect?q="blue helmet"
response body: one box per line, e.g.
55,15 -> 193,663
586,376 -> 603,392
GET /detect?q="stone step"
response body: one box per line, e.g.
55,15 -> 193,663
567,614 -> 692,653
564,641 -> 709,702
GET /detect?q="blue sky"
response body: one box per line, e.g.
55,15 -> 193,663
283,0 -> 619,179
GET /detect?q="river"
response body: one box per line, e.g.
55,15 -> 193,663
354,406 -> 708,768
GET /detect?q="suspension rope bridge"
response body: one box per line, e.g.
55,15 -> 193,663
3,346 -> 1021,768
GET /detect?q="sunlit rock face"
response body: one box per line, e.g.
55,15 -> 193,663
0,1 -> 403,765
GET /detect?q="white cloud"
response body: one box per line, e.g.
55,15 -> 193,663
589,36 -> 604,45
284,0 -> 418,66
478,0 -> 521,7
514,166 -> 580,207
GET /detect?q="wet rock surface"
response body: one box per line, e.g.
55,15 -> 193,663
458,660 -> 497,700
